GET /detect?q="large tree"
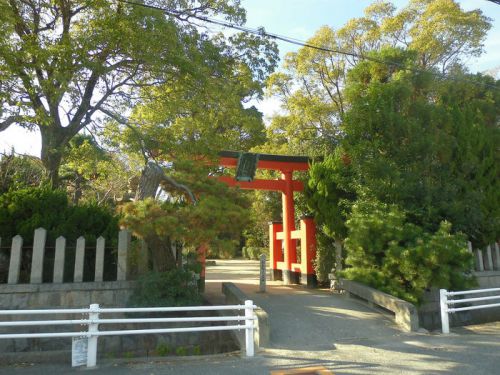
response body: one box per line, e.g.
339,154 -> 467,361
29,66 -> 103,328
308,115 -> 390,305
0,0 -> 276,187
264,0 -> 491,157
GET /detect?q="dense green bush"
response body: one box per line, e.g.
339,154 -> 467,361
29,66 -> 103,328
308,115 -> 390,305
0,187 -> 119,245
242,246 -> 268,260
128,269 -> 201,307
341,200 -> 476,304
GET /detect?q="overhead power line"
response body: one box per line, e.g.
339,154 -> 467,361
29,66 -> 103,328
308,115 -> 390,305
118,0 -> 499,91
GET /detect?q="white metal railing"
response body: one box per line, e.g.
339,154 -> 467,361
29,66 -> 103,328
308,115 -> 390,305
0,300 -> 256,367
440,288 -> 500,333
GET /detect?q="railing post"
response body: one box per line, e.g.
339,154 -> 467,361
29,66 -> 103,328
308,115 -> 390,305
440,289 -> 450,334
87,304 -> 99,368
244,300 -> 254,357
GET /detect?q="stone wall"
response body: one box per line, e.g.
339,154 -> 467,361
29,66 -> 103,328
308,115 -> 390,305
0,281 -> 237,363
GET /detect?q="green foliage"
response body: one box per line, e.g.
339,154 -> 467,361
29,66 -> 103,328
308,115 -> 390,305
120,164 -> 250,270
156,342 -> 171,356
175,346 -> 188,356
192,345 -> 201,356
0,153 -> 45,194
342,200 -> 476,304
242,246 -> 268,260
0,0 -> 277,186
0,187 -> 119,245
128,269 -> 201,307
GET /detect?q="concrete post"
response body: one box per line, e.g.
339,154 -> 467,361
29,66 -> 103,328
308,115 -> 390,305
259,254 -> 266,293
74,236 -> 85,283
117,230 -> 130,281
475,249 -> 484,272
440,289 -> 450,334
244,300 -> 255,357
95,237 -> 105,282
485,245 -> 494,271
494,243 -> 500,271
53,236 -> 66,283
30,228 -> 47,284
8,235 -> 23,284
86,304 -> 99,368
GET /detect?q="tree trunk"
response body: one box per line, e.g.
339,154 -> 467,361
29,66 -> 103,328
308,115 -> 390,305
146,235 -> 177,272
40,127 -> 67,189
135,162 -> 164,200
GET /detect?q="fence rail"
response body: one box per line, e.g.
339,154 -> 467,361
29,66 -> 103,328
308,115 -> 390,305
439,288 -> 500,333
0,300 -> 256,367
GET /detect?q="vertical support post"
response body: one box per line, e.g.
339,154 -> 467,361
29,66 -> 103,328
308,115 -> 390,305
300,217 -> 317,287
281,170 -> 297,284
117,230 -> 130,281
86,304 -> 99,368
268,222 -> 283,281
259,254 -> 266,293
95,237 -> 105,282
494,243 -> 500,271
485,245 -> 494,271
8,235 -> 23,284
30,228 -> 47,284
53,236 -> 66,283
475,249 -> 484,272
244,300 -> 254,357
197,243 -> 207,292
74,236 -> 85,283
440,289 -> 450,334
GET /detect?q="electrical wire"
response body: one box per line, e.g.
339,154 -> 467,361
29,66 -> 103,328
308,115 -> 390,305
118,0 -> 499,91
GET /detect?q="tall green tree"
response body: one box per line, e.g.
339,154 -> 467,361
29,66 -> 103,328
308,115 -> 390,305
0,0 -> 276,187
264,0 -> 491,157
307,48 -> 500,248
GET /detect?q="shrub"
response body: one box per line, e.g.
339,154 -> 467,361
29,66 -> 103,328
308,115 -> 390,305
0,187 -> 119,245
128,269 -> 202,307
242,246 -> 268,260
341,200 -> 476,304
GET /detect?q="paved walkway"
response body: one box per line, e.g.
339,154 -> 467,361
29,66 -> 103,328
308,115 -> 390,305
1,259 -> 499,374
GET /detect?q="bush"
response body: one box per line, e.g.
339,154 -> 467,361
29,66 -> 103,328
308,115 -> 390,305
242,246 -> 268,260
0,187 -> 119,245
341,200 -> 476,304
128,269 -> 202,307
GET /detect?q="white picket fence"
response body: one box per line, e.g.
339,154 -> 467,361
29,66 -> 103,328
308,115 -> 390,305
0,300 -> 256,367
468,241 -> 500,272
0,228 -> 130,284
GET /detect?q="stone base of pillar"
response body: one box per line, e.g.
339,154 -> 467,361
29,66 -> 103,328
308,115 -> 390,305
283,270 -> 300,285
301,273 -> 317,288
270,269 -> 282,281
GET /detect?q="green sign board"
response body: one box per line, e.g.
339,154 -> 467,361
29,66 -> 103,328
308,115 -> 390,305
235,153 -> 259,182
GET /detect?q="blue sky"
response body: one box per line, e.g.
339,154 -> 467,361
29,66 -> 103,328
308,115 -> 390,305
1,0 -> 499,156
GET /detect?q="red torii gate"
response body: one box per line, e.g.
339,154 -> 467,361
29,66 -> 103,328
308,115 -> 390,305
218,151 -> 317,287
